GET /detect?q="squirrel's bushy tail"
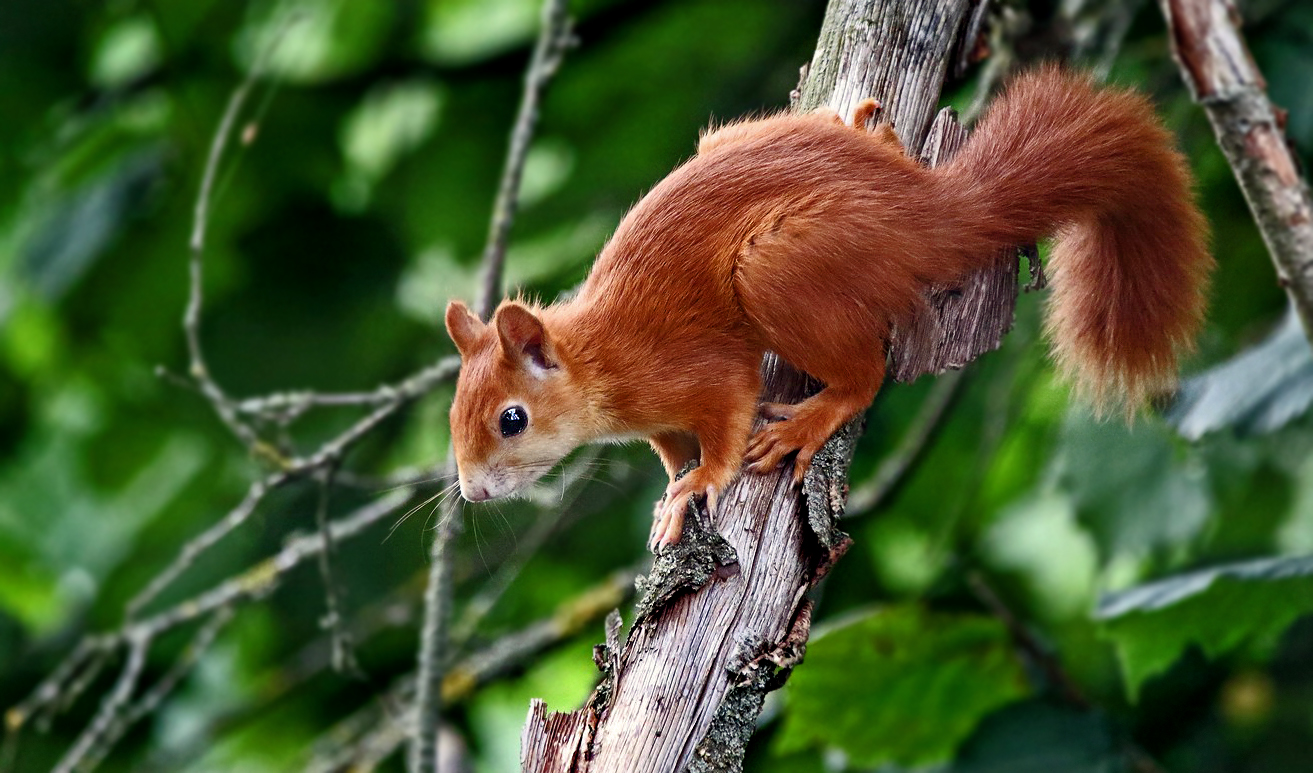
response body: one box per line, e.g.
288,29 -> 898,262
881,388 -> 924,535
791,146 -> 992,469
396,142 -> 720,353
935,66 -> 1212,411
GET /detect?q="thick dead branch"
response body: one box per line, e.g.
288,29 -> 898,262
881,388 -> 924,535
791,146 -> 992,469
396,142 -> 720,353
1160,0 -> 1313,337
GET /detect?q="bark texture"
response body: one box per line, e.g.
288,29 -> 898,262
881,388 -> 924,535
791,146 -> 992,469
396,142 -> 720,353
1161,0 -> 1313,336
520,1 -> 1022,770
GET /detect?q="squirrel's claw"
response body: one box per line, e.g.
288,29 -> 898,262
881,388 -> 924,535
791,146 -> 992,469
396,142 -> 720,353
649,474 -> 718,551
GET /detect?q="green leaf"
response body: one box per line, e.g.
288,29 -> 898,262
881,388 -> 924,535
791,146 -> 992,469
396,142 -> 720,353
948,700 -> 1128,773
777,605 -> 1028,767
1166,305 -> 1313,440
422,0 -> 541,65
91,16 -> 163,88
340,79 -> 444,182
1097,554 -> 1313,699
235,0 -> 394,84
1059,411 -> 1212,562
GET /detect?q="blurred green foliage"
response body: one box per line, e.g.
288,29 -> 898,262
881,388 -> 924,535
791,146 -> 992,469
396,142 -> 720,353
2,0 -> 1312,771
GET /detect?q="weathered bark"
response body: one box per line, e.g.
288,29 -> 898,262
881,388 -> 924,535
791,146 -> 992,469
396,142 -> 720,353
1160,0 -> 1313,337
520,1 -> 1022,770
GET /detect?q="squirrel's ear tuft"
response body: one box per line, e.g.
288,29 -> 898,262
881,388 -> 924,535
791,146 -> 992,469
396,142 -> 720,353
495,302 -> 556,374
445,300 -> 484,357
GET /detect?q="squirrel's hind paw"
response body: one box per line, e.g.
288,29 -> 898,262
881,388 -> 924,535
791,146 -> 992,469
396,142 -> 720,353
743,420 -> 823,484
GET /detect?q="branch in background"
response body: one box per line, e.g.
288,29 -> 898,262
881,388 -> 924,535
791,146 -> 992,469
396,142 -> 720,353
967,572 -> 1169,773
50,633 -> 149,773
962,0 -> 1145,124
1064,0 -> 1147,78
475,0 -> 576,322
411,1 -> 574,771
1161,0 -> 1313,336
128,355 -> 459,621
77,609 -> 235,773
411,496 -> 460,773
127,472 -> 281,619
967,572 -> 1089,708
845,369 -> 966,516
183,16 -> 289,451
137,457 -> 617,771
314,462 -> 362,677
6,491 -> 414,764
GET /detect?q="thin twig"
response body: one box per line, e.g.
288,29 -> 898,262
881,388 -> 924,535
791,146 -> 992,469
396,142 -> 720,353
410,1 -> 574,770
128,356 -> 460,621
184,23 -> 288,450
967,572 -> 1089,707
81,609 -> 236,773
8,639 -> 105,733
409,497 -> 460,773
845,369 -> 966,516
51,632 -> 150,773
314,462 -> 361,676
313,569 -> 634,772
474,0 -> 575,320
967,572 -> 1169,773
236,387 -> 407,416
9,490 -> 413,748
127,473 -> 283,619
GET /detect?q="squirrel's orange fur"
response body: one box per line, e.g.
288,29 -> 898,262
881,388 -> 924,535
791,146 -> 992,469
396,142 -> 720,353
445,67 -> 1211,548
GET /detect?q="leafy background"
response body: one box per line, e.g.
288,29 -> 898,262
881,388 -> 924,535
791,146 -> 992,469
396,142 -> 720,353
2,0 -> 1313,770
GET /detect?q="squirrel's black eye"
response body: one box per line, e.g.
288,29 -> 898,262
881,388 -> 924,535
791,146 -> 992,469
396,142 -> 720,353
499,406 -> 528,437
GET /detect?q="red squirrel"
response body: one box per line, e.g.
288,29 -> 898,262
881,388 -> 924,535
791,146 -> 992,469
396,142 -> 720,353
444,67 -> 1211,549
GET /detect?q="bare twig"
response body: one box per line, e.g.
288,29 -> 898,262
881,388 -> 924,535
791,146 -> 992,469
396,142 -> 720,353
128,473 -> 282,619
183,22 -> 287,450
51,632 -> 150,773
475,0 -> 575,321
128,356 -> 459,621
312,569 -> 634,772
410,497 -> 460,773
9,490 -> 413,755
967,572 -> 1169,773
845,369 -> 967,516
967,572 -> 1089,707
411,1 -> 574,771
314,462 -> 362,677
80,609 -> 236,773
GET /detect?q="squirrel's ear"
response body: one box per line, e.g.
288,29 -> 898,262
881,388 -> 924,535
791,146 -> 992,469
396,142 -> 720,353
495,302 -> 556,375
445,301 -> 484,357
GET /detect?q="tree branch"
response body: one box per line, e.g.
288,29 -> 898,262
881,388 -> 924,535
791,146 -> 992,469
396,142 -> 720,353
1160,0 -> 1313,337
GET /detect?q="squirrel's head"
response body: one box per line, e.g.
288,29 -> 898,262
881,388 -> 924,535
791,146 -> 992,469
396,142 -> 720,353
444,299 -> 588,502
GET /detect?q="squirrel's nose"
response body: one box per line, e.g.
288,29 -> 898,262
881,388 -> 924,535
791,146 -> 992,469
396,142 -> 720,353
460,480 -> 491,502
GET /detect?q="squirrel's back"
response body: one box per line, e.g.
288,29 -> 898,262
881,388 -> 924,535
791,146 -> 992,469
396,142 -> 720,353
572,67 -> 1209,412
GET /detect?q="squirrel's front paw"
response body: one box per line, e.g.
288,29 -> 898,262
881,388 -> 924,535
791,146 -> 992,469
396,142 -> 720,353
649,474 -> 719,551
